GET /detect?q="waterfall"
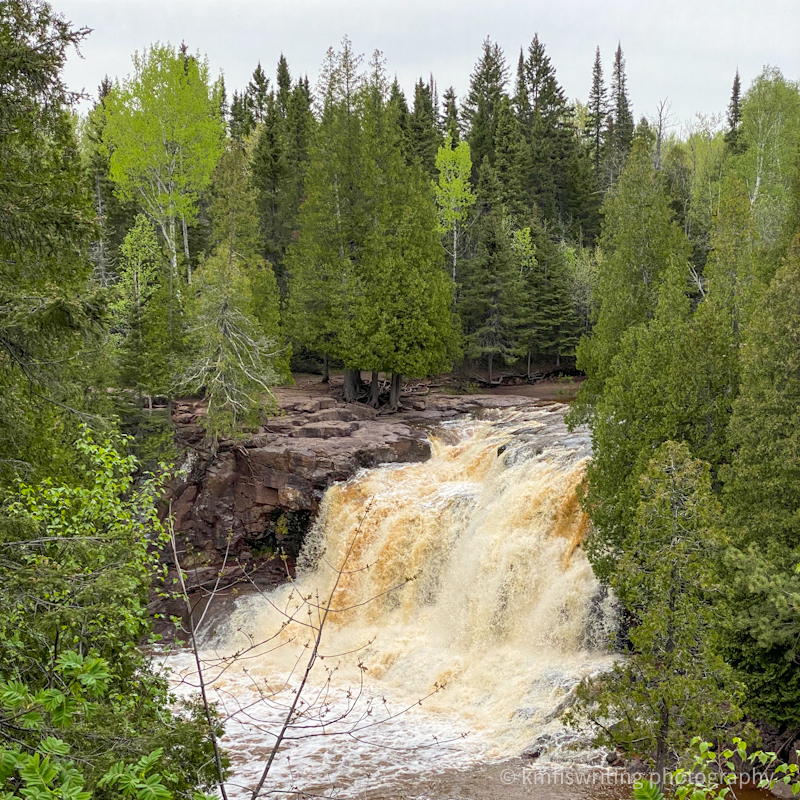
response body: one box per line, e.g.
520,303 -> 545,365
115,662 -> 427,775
165,406 -> 616,798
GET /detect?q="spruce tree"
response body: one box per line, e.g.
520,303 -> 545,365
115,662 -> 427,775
442,86 -> 460,142
724,69 -> 744,155
587,47 -> 607,171
251,56 -> 315,292
459,161 -> 524,383
408,77 -> 442,179
604,43 -> 634,186
515,34 -> 585,232
493,96 -> 529,222
112,215 -> 170,404
463,38 -> 508,177
245,62 -> 271,124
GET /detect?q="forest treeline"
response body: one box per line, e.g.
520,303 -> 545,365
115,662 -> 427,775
2,0 -> 800,795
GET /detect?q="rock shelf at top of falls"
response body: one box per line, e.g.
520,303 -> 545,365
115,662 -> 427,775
161,406 -> 619,800
159,384 -> 566,586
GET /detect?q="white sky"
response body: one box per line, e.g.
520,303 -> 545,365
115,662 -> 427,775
59,0 -> 799,131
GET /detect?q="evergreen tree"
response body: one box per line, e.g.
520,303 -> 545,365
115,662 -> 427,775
587,46 -> 607,171
604,43 -> 634,186
515,34 -> 591,235
288,43 -> 457,402
112,215 -> 171,404
493,95 -> 529,221
724,69 -> 744,155
229,89 -> 253,140
276,53 -> 291,116
570,441 -> 742,781
463,38 -> 508,177
573,136 -> 690,416
523,218 -> 580,366
722,241 -> 800,726
245,61 -> 271,124
442,86 -> 460,142
459,162 -> 524,383
251,56 -> 315,291
0,0 -> 100,481
210,142 -> 289,378
408,77 -> 441,179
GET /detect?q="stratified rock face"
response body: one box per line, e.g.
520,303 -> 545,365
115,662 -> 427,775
163,392 -> 543,567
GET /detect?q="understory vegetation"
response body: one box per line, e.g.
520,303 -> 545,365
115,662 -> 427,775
2,0 -> 800,794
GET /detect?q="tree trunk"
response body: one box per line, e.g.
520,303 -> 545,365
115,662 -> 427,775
389,373 -> 402,411
527,351 -> 531,380
182,215 -> 192,284
368,370 -> 381,407
487,353 -> 493,386
556,350 -> 561,369
322,353 -> 329,383
343,369 -> 363,403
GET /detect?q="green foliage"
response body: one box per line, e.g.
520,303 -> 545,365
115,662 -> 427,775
729,67 -> 800,250
182,245 -> 283,440
102,42 -> 225,277
568,442 -> 743,777
434,135 -> 476,282
0,0 -> 101,483
287,42 -> 458,388
572,135 -> 691,417
463,38 -> 508,176
0,429 -> 221,797
721,242 -> 800,725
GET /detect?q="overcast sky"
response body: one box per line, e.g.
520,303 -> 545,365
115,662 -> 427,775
58,0 -> 799,130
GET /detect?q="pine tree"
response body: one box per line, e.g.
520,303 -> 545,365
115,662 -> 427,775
463,38 -> 508,178
251,56 -> 315,292
587,47 -> 607,171
724,69 -> 744,155
515,34 -> 584,231
112,215 -> 171,404
524,218 -> 580,366
229,89 -> 253,140
276,54 -> 291,116
210,142 -> 289,378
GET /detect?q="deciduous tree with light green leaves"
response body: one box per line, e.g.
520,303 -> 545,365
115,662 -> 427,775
434,134 -> 476,283
102,42 -> 225,284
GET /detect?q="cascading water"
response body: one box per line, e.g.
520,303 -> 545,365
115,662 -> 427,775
164,405 -> 617,798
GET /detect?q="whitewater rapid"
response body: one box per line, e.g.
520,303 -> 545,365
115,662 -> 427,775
163,406 -> 616,798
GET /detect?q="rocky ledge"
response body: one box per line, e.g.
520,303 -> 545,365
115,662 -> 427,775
163,387 -> 549,570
